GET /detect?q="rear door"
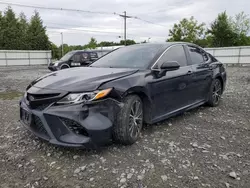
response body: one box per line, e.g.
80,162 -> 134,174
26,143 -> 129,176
79,52 -> 90,66
71,52 -> 82,67
148,45 -> 195,118
185,45 -> 213,101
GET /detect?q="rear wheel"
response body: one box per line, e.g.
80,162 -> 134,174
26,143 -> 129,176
207,78 -> 222,107
113,95 -> 143,145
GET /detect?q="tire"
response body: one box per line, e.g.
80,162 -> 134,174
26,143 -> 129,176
61,65 -> 69,69
207,78 -> 223,107
113,95 -> 143,145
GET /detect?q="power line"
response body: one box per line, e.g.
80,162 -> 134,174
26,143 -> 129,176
0,1 -> 113,15
46,28 -> 147,38
0,1 -> 168,41
47,26 -> 122,35
0,1 -> 169,28
115,12 -> 168,28
133,17 -> 168,28
45,22 -> 119,32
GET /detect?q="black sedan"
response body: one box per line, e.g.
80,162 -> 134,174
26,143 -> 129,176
19,42 -> 226,148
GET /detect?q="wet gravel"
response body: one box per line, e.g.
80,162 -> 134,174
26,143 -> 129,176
0,66 -> 250,188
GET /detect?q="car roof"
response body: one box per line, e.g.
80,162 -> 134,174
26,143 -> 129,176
71,49 -> 111,53
130,42 -> 196,48
71,42 -> 198,53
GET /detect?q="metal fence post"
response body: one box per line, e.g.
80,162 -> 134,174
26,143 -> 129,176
28,51 -> 31,65
4,51 -> 8,66
238,47 -> 241,66
47,51 -> 50,65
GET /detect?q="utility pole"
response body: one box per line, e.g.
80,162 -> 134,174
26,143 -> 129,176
118,11 -> 133,46
61,32 -> 64,57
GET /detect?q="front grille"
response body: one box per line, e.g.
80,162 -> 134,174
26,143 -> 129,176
27,93 -> 60,101
31,115 -> 49,139
26,92 -> 62,110
60,117 -> 88,136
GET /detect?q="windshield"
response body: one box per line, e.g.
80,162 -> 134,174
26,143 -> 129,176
90,44 -> 164,69
60,51 -> 74,61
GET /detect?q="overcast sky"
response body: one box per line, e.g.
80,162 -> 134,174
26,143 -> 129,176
1,0 -> 250,46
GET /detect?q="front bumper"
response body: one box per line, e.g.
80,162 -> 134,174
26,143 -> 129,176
19,98 -> 121,148
48,65 -> 59,71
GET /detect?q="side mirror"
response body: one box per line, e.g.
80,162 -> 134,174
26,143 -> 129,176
160,61 -> 180,71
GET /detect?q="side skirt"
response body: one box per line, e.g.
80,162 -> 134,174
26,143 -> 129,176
150,100 -> 206,124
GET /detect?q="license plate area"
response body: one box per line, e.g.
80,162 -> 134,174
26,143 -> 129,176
21,108 -> 32,126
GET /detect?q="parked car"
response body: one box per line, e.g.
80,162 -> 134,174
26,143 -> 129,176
48,50 -> 110,71
20,42 -> 226,148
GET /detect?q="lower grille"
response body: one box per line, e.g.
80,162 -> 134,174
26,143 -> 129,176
31,115 -> 50,139
60,117 -> 88,136
34,104 -> 50,111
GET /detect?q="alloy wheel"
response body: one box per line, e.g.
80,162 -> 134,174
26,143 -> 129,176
128,100 -> 143,139
212,80 -> 222,104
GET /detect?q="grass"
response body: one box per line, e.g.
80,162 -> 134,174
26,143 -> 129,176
0,91 -> 23,100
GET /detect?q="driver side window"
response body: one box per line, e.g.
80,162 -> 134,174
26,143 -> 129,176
155,45 -> 187,69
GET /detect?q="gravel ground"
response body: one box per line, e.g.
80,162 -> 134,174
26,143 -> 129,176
0,66 -> 249,188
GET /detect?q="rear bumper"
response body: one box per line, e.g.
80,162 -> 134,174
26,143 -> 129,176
19,98 -> 121,148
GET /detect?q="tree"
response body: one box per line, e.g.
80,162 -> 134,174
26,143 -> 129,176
119,39 -> 136,45
233,12 -> 250,35
19,12 -> 29,49
209,11 -> 237,47
232,12 -> 250,46
26,10 -> 50,50
1,7 -> 23,50
84,37 -> 98,49
98,41 -> 119,47
51,43 -> 60,59
0,11 -> 4,49
167,16 -> 206,43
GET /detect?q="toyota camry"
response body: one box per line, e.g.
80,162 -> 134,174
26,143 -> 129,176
19,42 -> 226,148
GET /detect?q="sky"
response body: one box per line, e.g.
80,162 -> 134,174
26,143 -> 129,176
0,0 -> 250,46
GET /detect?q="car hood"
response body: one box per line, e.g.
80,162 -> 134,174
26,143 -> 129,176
30,67 -> 138,92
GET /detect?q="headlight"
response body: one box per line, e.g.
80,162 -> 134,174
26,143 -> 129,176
53,62 -> 59,66
57,88 -> 112,105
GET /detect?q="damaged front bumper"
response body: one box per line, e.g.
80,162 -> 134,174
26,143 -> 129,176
48,65 -> 59,71
19,97 -> 122,148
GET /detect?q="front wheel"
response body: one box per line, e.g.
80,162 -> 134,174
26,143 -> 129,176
60,65 -> 69,70
113,95 -> 143,145
207,78 -> 222,107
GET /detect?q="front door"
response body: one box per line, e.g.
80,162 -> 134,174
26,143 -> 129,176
147,45 -> 194,119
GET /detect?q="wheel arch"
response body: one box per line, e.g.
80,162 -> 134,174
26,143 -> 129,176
122,86 -> 152,123
60,64 -> 70,69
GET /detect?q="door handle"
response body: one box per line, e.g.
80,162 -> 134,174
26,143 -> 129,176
187,71 -> 193,75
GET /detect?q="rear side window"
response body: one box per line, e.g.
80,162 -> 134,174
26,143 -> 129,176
156,45 -> 187,68
89,52 -> 98,60
81,53 -> 89,60
188,46 -> 206,64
